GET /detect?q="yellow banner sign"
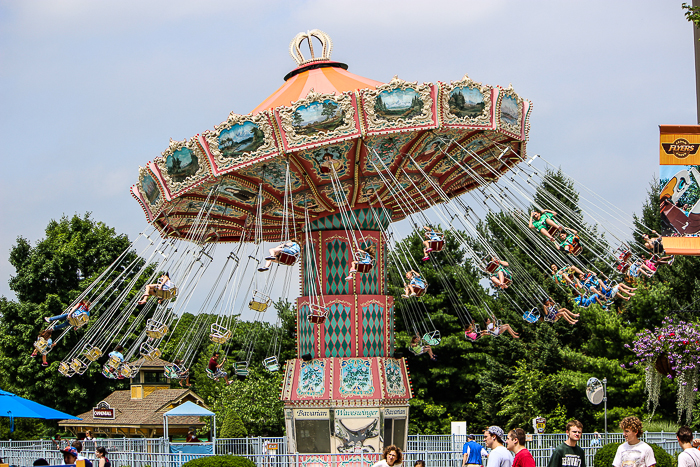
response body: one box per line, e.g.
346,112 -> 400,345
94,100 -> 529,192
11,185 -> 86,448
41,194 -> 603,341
660,125 -> 700,165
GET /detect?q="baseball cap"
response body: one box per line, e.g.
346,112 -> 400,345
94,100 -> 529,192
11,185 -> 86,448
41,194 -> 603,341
60,447 -> 78,457
487,426 -> 505,440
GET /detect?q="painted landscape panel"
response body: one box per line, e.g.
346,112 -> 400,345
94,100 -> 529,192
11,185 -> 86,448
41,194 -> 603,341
166,147 -> 200,183
142,174 -> 160,204
374,88 -> 423,121
448,86 -> 486,118
216,179 -> 257,204
219,121 -> 265,158
292,100 -> 344,136
500,95 -> 520,126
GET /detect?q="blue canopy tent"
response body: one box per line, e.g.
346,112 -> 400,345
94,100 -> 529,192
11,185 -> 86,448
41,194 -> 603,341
164,401 -> 215,454
0,389 -> 81,431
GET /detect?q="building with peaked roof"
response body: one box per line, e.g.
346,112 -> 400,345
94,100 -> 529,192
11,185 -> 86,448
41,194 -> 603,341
59,357 -> 209,438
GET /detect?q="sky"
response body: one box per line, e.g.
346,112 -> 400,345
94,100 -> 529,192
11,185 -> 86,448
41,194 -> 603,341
0,1 -> 696,305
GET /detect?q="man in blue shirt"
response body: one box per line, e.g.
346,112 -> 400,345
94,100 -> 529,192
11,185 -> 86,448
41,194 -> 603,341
463,434 -> 488,467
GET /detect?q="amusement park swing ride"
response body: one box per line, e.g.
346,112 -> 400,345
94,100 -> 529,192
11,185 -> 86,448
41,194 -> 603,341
40,30 -> 665,454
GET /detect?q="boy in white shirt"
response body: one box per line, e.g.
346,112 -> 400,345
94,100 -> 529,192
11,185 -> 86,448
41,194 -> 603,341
612,416 -> 656,467
677,426 -> 700,467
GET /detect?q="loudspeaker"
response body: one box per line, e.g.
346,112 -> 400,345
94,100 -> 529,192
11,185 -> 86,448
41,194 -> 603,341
301,353 -> 313,361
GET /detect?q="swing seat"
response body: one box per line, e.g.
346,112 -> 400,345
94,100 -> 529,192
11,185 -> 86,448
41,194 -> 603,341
273,251 -> 298,266
428,239 -> 445,252
102,365 -> 118,379
70,358 -> 88,375
408,286 -> 427,298
145,319 -> 169,339
263,356 -> 280,372
485,261 -> 499,274
523,308 -> 540,323
209,323 -> 232,344
33,337 -> 51,355
543,306 -> 560,323
58,362 -> 75,377
83,345 -> 103,362
139,342 -> 162,361
234,361 -> 249,377
547,225 -> 562,237
465,324 -> 481,342
354,252 -> 374,273
67,313 -> 89,329
422,331 -> 441,346
249,290 -> 271,312
501,277 -> 512,288
618,250 -> 632,262
120,365 -> 137,378
205,368 -> 219,380
165,365 -> 188,380
107,354 -> 123,370
164,366 -> 179,379
488,320 -> 503,337
154,286 -> 177,301
569,241 -> 582,256
308,304 -> 329,324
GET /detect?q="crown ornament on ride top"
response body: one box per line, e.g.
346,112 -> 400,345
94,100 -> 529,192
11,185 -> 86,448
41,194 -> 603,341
289,29 -> 333,66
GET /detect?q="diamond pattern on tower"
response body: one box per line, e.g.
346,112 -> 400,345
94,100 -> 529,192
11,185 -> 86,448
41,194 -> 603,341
325,239 -> 349,295
308,208 -> 391,232
302,241 -> 318,297
299,304 -> 315,356
324,303 -> 352,358
362,303 -> 384,357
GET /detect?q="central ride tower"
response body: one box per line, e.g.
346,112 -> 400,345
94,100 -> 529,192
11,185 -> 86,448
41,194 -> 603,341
281,208 -> 412,454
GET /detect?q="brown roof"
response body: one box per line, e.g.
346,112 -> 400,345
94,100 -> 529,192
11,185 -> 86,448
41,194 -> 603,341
130,356 -> 173,369
59,389 -> 207,427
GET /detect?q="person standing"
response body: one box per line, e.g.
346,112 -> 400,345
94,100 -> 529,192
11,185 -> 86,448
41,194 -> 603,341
677,426 -> 700,467
484,426 -> 512,467
547,420 -> 586,467
72,440 -> 94,467
372,445 -> 402,467
612,417 -> 656,467
463,434 -> 488,467
95,447 -> 111,467
506,429 -> 535,467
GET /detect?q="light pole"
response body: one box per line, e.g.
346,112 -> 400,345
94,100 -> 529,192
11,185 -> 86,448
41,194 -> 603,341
603,378 -> 608,443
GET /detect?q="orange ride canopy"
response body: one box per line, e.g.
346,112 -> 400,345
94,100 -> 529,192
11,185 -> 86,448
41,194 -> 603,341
132,30 -> 532,244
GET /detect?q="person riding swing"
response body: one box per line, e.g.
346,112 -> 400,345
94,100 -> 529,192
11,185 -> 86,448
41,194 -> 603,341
422,225 -> 444,261
258,237 -> 301,272
529,209 -> 561,241
346,244 -> 376,280
402,270 -> 427,298
138,272 -> 176,305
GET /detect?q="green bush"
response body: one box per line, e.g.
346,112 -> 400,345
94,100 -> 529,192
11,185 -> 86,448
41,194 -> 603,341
648,443 -> 675,467
220,410 -> 248,438
182,455 -> 255,467
594,442 -> 676,467
593,442 -> 620,467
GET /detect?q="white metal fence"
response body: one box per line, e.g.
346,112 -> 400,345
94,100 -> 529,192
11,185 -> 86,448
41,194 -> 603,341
0,432 -> 688,467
